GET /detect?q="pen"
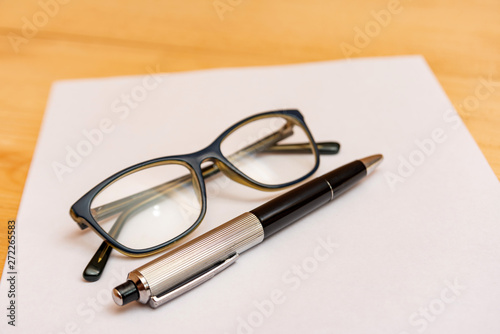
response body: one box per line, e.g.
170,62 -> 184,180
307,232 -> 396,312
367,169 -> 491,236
112,154 -> 383,308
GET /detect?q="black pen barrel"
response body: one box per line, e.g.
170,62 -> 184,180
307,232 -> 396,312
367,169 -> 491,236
323,160 -> 367,198
250,160 -> 367,238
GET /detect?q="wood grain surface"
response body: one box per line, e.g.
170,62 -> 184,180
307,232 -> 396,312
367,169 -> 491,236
0,0 -> 499,278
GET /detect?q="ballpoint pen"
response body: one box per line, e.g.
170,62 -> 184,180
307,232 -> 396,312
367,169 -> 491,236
112,154 -> 383,308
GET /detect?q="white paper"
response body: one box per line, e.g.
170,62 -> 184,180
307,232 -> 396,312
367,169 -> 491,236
1,56 -> 499,334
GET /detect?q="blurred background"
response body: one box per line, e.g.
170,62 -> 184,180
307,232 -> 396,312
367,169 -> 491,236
0,0 -> 499,270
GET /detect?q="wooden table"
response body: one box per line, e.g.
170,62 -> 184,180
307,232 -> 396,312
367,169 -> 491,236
1,1 -> 499,277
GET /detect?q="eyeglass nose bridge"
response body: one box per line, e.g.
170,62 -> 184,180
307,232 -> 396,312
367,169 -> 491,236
209,157 -> 263,191
186,149 -> 255,197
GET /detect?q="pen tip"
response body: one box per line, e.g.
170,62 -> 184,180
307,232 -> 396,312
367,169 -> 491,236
359,154 -> 383,175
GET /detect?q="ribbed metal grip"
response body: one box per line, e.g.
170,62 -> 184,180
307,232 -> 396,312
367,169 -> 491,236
128,212 -> 264,304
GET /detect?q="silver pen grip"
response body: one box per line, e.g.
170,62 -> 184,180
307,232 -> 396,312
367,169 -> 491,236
127,212 -> 264,307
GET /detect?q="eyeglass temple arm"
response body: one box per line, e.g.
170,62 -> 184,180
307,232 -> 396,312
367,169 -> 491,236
84,186 -> 179,281
263,142 -> 340,155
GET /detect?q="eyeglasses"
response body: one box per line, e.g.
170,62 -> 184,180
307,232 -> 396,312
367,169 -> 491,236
70,109 -> 339,281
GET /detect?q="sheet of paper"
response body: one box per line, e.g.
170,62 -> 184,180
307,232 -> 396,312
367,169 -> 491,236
1,56 -> 499,333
